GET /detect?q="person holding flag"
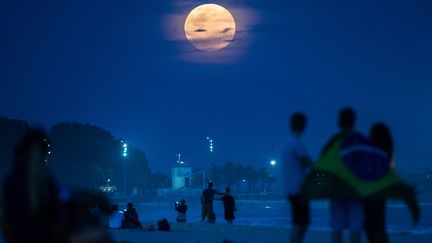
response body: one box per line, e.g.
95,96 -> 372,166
302,108 -> 420,243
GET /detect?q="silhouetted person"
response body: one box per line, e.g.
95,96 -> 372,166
65,191 -> 112,243
363,123 -> 392,243
108,204 -> 124,229
323,108 -> 363,243
280,112 -> 313,243
175,199 -> 188,223
1,129 -> 67,243
221,187 -> 236,224
122,202 -> 142,228
201,181 -> 222,223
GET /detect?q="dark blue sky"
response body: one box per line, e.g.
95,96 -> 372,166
1,0 -> 431,173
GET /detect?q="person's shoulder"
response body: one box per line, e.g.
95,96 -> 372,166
284,135 -> 305,147
321,132 -> 346,155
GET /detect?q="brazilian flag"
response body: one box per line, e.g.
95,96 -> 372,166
302,131 -> 420,223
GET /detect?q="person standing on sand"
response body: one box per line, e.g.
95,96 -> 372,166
323,108 -> 363,243
280,112 -> 313,243
201,181 -> 222,224
175,199 -> 188,223
221,187 -> 236,224
362,123 -> 393,243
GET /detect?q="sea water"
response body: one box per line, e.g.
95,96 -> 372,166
132,200 -> 432,235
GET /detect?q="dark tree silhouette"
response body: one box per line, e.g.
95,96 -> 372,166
49,122 -> 151,192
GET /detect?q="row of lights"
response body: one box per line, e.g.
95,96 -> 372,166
206,136 -> 214,152
175,136 -> 214,166
121,141 -> 128,157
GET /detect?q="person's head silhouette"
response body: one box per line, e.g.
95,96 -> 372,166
290,112 -> 307,135
208,180 -> 214,188
369,122 -> 393,158
338,107 -> 356,131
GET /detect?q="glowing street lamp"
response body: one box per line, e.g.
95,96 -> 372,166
176,153 -> 185,165
205,136 -> 214,180
206,137 -> 214,153
121,140 -> 128,194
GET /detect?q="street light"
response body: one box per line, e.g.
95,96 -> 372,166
121,141 -> 128,195
205,137 -> 214,181
206,137 -> 214,153
176,153 -> 185,165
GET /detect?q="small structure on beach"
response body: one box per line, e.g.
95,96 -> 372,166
172,166 -> 192,190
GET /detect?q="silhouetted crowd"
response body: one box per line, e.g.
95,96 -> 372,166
281,108 -> 420,243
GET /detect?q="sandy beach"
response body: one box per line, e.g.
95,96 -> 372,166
109,222 -> 432,243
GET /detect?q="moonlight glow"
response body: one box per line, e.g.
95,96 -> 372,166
184,4 -> 236,51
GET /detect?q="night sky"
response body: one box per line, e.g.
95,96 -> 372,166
1,0 -> 431,173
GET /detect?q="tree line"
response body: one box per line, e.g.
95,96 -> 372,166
0,117 -> 167,195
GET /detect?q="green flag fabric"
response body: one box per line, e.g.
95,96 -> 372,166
302,132 -> 420,223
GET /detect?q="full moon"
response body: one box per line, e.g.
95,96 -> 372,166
184,4 -> 236,51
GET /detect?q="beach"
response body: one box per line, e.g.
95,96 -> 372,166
109,223 -> 432,243
107,199 -> 432,242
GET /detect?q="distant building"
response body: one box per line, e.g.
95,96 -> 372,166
172,167 -> 192,190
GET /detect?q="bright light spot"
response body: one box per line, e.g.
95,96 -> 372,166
123,152 -> 127,157
180,161 -> 184,164
48,151 -> 51,155
123,143 -> 127,148
242,179 -> 246,182
270,160 -> 276,166
264,206 -> 271,209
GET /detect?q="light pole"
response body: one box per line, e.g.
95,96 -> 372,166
206,137 -> 214,181
206,137 -> 214,153
269,160 -> 276,192
176,153 -> 185,165
121,141 -> 128,195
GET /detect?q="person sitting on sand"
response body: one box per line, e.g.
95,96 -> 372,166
175,199 -> 188,223
122,202 -> 142,228
221,187 -> 236,224
108,204 -> 123,229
